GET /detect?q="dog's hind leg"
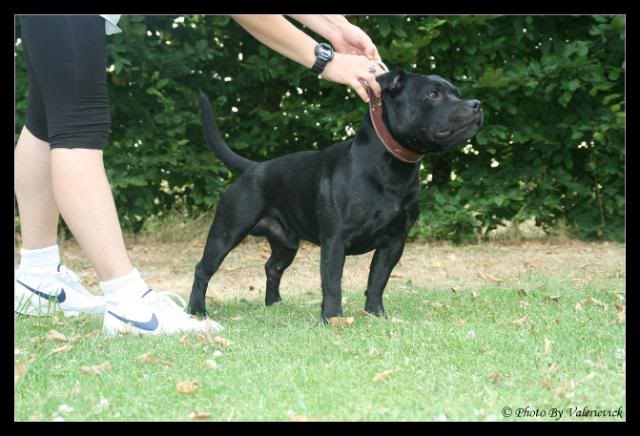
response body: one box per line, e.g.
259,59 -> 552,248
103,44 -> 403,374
187,186 -> 264,316
264,236 -> 299,306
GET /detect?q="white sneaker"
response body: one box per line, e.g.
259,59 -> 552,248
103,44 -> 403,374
103,289 -> 224,336
14,264 -> 106,317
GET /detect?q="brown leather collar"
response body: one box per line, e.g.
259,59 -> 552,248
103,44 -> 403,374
366,86 -> 423,164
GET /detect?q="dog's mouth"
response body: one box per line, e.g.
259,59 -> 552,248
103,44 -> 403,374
434,115 -> 483,141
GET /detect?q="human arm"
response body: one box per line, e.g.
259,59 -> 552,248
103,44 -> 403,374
287,15 -> 381,61
230,15 -> 381,102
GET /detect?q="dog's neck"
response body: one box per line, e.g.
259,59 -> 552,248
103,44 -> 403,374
351,120 -> 420,187
353,112 -> 421,174
365,88 -> 423,164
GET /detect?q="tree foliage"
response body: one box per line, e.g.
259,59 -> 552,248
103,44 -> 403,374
14,15 -> 625,241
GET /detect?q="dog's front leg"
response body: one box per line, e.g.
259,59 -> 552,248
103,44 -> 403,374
364,237 -> 407,317
319,237 -> 346,323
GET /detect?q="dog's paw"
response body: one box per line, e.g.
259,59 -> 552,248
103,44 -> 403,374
364,304 -> 386,318
265,294 -> 282,306
187,302 -> 207,316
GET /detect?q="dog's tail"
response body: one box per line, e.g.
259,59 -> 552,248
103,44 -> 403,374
198,91 -> 256,173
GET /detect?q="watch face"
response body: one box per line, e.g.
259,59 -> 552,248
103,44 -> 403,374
316,44 -> 333,59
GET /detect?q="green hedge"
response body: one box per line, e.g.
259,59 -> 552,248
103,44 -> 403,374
14,15 -> 625,241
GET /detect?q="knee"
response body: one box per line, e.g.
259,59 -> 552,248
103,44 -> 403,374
265,261 -> 284,280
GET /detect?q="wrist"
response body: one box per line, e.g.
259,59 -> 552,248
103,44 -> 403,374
325,16 -> 350,45
311,42 -> 335,74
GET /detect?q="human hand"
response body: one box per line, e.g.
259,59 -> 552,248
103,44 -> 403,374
320,52 -> 384,103
331,23 -> 381,62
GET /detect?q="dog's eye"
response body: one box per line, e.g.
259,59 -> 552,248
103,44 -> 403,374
429,90 -> 440,99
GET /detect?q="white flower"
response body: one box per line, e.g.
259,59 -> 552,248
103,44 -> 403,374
58,404 -> 74,414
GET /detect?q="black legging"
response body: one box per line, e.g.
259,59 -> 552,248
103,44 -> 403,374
19,15 -> 111,150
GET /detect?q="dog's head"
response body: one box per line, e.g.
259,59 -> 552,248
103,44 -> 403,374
376,69 -> 483,154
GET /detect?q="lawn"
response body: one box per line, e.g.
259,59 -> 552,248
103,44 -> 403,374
14,238 -> 625,421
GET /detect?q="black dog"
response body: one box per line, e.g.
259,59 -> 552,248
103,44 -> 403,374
188,69 -> 483,322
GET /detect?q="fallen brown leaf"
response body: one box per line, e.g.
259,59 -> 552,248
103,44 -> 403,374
328,317 -> 355,326
488,372 -> 502,383
189,410 -> 212,420
580,372 -> 596,384
373,368 -> 397,382
543,337 -> 552,355
513,314 -> 528,326
615,304 -> 625,324
453,319 -> 466,327
588,296 -> 608,310
196,333 -> 211,344
176,381 -> 198,395
196,359 -> 219,369
553,381 -> 575,399
576,295 -> 608,311
46,329 -> 68,343
72,381 -> 81,396
214,336 -> 233,348
136,353 -> 173,368
15,359 -> 27,383
80,362 -> 111,375
51,345 -> 73,354
52,315 -> 64,327
477,271 -> 502,282
136,353 -> 154,363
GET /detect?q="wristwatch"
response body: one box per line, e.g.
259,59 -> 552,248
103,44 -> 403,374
311,43 -> 335,74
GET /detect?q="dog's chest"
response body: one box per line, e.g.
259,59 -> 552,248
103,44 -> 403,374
342,182 -> 419,254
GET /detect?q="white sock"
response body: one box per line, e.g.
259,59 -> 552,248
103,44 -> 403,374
99,268 -> 148,304
19,245 -> 61,279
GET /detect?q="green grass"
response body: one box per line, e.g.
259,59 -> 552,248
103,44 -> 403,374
14,273 -> 625,422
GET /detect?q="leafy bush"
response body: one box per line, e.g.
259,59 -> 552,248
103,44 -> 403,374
14,15 -> 624,241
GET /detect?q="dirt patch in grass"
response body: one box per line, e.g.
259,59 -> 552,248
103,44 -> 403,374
20,237 -> 624,303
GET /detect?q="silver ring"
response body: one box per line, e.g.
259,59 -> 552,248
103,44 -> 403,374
368,65 -> 377,74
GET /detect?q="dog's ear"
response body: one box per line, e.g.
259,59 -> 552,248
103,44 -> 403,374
378,68 -> 408,96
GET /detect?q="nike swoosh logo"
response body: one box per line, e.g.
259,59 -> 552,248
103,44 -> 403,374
107,311 -> 159,331
16,279 -> 66,304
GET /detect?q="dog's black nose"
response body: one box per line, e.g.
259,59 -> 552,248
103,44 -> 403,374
466,99 -> 482,111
